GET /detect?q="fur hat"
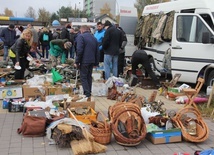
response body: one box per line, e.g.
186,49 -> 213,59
64,41 -> 72,49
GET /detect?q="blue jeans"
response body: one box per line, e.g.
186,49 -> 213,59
3,46 -> 9,61
69,46 -> 75,58
104,54 -> 118,80
29,51 -> 37,58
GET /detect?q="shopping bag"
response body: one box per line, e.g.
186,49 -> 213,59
51,68 -> 63,83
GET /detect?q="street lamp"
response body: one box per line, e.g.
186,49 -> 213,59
115,0 -> 120,16
78,2 -> 81,18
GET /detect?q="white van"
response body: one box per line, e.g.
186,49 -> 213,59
139,0 -> 214,86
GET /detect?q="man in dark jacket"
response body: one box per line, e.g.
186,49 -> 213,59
116,25 -> 127,77
131,50 -> 160,87
0,24 -> 16,61
102,20 -> 123,80
75,25 -> 99,101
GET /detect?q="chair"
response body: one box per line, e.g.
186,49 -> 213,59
160,73 -> 181,96
182,77 -> 204,109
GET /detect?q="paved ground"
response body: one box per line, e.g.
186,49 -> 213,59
0,87 -> 214,155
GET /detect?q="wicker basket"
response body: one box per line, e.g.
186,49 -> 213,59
89,112 -> 112,145
172,106 -> 209,143
109,102 -> 147,146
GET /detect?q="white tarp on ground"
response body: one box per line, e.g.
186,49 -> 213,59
92,82 -> 108,96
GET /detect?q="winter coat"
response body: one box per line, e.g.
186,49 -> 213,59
0,27 -> 16,47
102,25 -> 123,56
10,38 -> 31,62
60,27 -> 70,41
75,31 -> 99,66
49,39 -> 68,63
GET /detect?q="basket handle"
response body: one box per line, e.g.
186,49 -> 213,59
67,108 -> 83,130
97,111 -> 109,130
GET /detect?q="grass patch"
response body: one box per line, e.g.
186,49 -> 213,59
197,100 -> 214,119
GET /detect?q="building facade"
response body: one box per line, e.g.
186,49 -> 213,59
84,0 -> 116,17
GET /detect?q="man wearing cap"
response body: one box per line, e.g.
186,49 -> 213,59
49,39 -> 72,67
102,20 -> 123,80
0,24 -> 16,61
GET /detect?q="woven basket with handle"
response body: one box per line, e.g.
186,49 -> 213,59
109,102 -> 147,146
89,112 -> 112,145
172,105 -> 209,143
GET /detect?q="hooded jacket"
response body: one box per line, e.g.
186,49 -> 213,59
49,39 -> 68,63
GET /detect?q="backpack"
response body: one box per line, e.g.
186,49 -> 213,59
43,33 -> 49,41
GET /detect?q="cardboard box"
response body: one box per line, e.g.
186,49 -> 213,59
0,86 -> 23,99
67,101 -> 95,110
22,85 -> 48,100
146,128 -> 182,144
69,108 -> 97,124
48,86 -> 73,96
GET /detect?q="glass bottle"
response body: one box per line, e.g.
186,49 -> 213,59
187,120 -> 197,136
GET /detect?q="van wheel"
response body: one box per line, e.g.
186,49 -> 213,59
207,70 -> 214,86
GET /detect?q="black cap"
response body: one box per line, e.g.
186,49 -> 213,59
9,24 -> 15,29
104,20 -> 112,27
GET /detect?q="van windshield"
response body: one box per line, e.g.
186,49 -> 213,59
200,14 -> 214,31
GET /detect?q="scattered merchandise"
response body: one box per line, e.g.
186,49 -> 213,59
0,54 -> 211,155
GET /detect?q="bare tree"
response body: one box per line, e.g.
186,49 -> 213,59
100,3 -> 113,18
134,0 -> 170,18
38,8 -> 51,22
4,8 -> 14,16
134,0 -> 148,18
25,6 -> 36,19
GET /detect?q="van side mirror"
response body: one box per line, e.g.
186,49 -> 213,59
202,32 -> 209,44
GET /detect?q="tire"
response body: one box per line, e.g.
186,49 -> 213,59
207,70 -> 214,86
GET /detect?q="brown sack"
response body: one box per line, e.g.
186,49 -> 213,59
17,115 -> 46,137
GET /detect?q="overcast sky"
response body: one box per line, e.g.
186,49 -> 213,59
0,0 -> 136,17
